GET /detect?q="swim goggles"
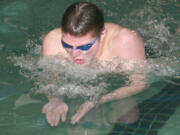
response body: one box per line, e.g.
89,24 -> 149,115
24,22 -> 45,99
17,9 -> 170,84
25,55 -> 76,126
61,38 -> 98,51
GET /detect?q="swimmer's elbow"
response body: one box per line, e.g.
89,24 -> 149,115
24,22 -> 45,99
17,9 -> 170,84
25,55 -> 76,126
130,74 -> 147,93
134,79 -> 147,93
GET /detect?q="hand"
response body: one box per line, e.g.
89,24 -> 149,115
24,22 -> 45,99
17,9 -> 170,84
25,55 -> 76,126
71,101 -> 95,124
42,98 -> 68,126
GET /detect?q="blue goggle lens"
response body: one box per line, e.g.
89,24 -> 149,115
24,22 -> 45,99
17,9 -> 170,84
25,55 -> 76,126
61,38 -> 97,51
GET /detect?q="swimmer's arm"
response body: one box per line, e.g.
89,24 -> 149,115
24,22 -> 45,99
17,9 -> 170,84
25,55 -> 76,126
42,31 -> 63,101
98,73 -> 146,104
99,28 -> 146,104
41,30 -> 69,126
70,74 -> 146,124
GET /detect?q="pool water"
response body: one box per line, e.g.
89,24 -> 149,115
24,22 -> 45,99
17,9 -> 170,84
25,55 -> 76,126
0,0 -> 179,135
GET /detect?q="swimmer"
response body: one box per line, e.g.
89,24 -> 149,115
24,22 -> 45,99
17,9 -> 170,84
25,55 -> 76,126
41,2 -> 146,126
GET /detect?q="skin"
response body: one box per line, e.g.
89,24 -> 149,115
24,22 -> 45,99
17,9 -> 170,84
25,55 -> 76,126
42,22 -> 146,126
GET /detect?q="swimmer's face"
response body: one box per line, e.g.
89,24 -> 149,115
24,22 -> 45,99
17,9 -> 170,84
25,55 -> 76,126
61,33 -> 100,65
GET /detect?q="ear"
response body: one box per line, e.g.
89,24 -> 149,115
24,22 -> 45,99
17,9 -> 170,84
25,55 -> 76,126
100,28 -> 106,42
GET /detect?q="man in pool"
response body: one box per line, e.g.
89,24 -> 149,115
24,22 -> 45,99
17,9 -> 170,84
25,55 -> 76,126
41,2 -> 146,126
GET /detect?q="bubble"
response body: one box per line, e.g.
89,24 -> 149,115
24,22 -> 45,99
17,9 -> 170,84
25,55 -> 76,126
32,56 -> 119,101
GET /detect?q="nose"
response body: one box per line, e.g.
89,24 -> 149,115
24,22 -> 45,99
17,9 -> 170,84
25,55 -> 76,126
70,48 -> 82,57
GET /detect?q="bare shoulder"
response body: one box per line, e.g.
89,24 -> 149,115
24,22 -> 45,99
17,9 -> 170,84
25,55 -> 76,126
43,28 -> 61,46
42,28 -> 62,56
107,24 -> 146,60
105,22 -> 122,33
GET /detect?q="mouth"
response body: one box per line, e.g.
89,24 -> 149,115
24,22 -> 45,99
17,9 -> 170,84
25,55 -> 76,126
74,59 -> 85,64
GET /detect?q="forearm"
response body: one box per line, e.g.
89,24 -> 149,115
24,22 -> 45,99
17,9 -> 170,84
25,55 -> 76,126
99,74 -> 146,104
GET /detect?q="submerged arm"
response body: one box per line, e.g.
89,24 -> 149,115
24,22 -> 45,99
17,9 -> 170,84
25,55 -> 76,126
71,73 -> 147,124
100,29 -> 147,103
41,29 -> 69,126
99,73 -> 146,104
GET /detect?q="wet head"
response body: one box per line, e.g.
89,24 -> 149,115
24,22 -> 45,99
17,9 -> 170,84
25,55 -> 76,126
60,2 -> 104,65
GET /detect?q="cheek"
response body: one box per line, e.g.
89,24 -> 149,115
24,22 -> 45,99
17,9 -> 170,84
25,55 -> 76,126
83,49 -> 94,57
83,50 -> 91,55
83,51 -> 96,61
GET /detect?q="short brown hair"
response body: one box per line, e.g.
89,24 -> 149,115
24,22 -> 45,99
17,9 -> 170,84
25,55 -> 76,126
61,2 -> 104,37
